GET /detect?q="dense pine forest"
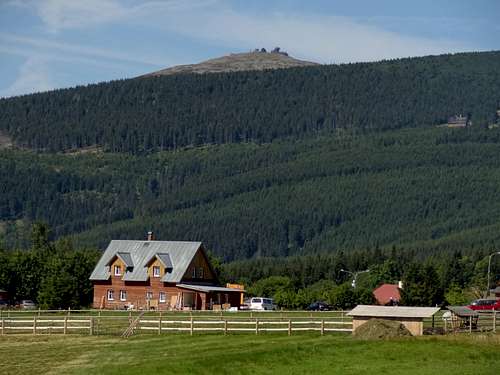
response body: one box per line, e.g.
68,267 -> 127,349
1,51 -> 500,308
0,51 -> 500,153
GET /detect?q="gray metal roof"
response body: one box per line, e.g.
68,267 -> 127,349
117,252 -> 134,268
177,283 -> 245,293
146,253 -> 173,269
90,240 -> 202,283
347,305 -> 440,318
446,306 -> 479,317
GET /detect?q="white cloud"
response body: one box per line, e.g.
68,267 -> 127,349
0,33 -> 168,67
158,9 -> 470,63
0,56 -> 53,98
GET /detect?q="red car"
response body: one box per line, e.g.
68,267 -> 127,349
468,299 -> 500,311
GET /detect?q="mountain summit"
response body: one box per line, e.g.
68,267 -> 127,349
143,49 -> 318,76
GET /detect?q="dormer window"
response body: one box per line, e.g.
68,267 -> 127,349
198,267 -> 204,279
114,265 -> 122,276
192,267 -> 196,278
153,266 -> 161,278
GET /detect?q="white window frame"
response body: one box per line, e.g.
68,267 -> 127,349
114,265 -> 121,276
146,291 -> 153,301
107,290 -> 114,301
120,290 -> 127,301
198,267 -> 204,279
159,291 -> 166,303
153,266 -> 161,278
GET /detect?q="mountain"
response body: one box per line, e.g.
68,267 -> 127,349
1,51 -> 499,154
1,51 -> 500,261
142,50 -> 318,76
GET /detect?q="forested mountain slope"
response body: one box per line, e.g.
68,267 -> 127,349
0,51 -> 499,153
3,126 -> 500,260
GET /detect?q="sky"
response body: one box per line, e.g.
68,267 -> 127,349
1,0 -> 499,98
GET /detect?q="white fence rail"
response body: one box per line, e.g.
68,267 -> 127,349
0,314 -> 352,336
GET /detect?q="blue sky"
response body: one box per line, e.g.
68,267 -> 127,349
1,0 -> 499,98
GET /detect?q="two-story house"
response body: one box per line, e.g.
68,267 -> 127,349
89,233 -> 243,310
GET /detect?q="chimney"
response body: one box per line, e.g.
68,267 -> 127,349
398,280 -> 403,289
147,231 -> 155,241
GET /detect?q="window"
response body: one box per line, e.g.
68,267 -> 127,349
146,291 -> 153,301
198,267 -> 204,279
159,291 -> 166,303
192,267 -> 196,278
120,290 -> 127,301
114,265 -> 121,276
107,290 -> 114,301
153,266 -> 161,278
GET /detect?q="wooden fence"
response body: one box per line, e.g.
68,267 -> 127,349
0,310 -> 352,336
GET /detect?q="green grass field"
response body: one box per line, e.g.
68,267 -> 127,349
1,333 -> 499,375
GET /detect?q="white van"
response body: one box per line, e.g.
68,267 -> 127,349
249,297 -> 276,311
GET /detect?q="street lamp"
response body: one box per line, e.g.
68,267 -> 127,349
340,269 -> 370,288
486,251 -> 500,298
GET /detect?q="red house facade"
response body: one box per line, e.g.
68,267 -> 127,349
90,236 -> 243,310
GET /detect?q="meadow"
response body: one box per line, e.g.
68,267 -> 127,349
0,333 -> 499,375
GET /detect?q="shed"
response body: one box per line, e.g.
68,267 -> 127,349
347,305 -> 440,336
445,306 -> 479,332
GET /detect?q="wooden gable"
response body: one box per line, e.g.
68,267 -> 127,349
181,248 -> 216,282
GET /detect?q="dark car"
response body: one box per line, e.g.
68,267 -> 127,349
0,300 -> 8,309
306,301 -> 331,311
468,299 -> 500,311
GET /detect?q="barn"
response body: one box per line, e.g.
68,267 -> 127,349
347,305 -> 440,336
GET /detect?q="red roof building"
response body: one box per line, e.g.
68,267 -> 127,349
373,284 -> 401,305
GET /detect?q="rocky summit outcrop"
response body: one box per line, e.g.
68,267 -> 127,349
142,50 -> 318,77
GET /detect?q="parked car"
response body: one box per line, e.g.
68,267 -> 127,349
20,299 -> 36,309
306,301 -> 332,311
0,300 -> 8,309
248,297 -> 276,310
468,299 -> 500,311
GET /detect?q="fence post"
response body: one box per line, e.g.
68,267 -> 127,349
224,319 -> 227,335
64,316 -> 68,335
190,317 -> 194,336
68,307 -> 71,316
158,312 -> 162,335
321,319 -> 324,336
250,311 -> 253,319
1,317 -> 3,335
493,311 -> 496,333
38,308 -> 41,317
255,319 -> 259,335
89,317 -> 93,335
288,320 -> 291,336
33,316 -> 37,335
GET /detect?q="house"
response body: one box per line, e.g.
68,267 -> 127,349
347,305 -> 440,336
89,233 -> 243,310
373,283 -> 401,305
447,114 -> 468,128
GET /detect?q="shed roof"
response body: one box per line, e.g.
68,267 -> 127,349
446,306 -> 479,317
347,305 -> 440,318
90,240 -> 202,283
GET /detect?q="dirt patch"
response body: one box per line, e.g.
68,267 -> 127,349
353,319 -> 412,339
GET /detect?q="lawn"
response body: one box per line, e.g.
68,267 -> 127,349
0,333 -> 499,375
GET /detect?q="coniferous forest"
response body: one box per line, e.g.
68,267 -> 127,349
1,51 -> 500,308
